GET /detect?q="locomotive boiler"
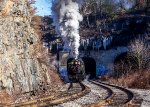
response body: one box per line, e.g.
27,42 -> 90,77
67,58 -> 85,83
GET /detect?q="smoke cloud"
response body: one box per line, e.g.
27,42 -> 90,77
51,0 -> 83,58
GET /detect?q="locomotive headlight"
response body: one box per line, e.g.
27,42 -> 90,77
78,62 -> 80,65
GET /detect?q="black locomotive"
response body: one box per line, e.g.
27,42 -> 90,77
67,58 -> 85,83
67,58 -> 85,90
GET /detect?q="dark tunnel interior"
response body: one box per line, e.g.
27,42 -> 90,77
82,56 -> 96,79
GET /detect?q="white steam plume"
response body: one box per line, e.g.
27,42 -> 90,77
51,0 -> 83,58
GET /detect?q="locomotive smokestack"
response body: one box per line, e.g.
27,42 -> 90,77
51,0 -> 83,59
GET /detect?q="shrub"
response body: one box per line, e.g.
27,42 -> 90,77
114,52 -> 135,78
128,38 -> 150,70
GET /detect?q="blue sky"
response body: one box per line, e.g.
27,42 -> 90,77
33,0 -> 132,16
33,0 -> 52,16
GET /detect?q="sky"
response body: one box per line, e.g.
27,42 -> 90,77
33,0 -> 132,16
33,0 -> 52,16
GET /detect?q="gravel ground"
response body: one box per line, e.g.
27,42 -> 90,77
54,80 -> 109,107
55,82 -> 150,107
129,89 -> 150,107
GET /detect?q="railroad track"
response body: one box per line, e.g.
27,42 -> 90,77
56,80 -> 114,107
0,81 -> 143,107
1,84 -> 90,107
89,80 -> 135,107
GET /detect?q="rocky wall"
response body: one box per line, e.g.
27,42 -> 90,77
0,0 -> 62,96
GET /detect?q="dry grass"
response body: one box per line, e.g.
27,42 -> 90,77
109,69 -> 150,89
30,9 -> 63,85
31,16 -> 43,39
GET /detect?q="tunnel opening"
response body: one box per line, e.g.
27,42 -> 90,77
82,56 -> 96,79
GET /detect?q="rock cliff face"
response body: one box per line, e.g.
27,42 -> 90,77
0,0 -> 62,96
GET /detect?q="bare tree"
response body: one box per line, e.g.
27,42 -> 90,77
128,38 -> 150,70
127,0 -> 148,9
81,0 -> 96,27
146,0 -> 150,7
81,0 -> 118,28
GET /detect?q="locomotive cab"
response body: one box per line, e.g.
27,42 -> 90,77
67,58 -> 85,83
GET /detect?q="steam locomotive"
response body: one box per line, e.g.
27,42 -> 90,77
66,56 -> 96,90
67,58 -> 85,83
